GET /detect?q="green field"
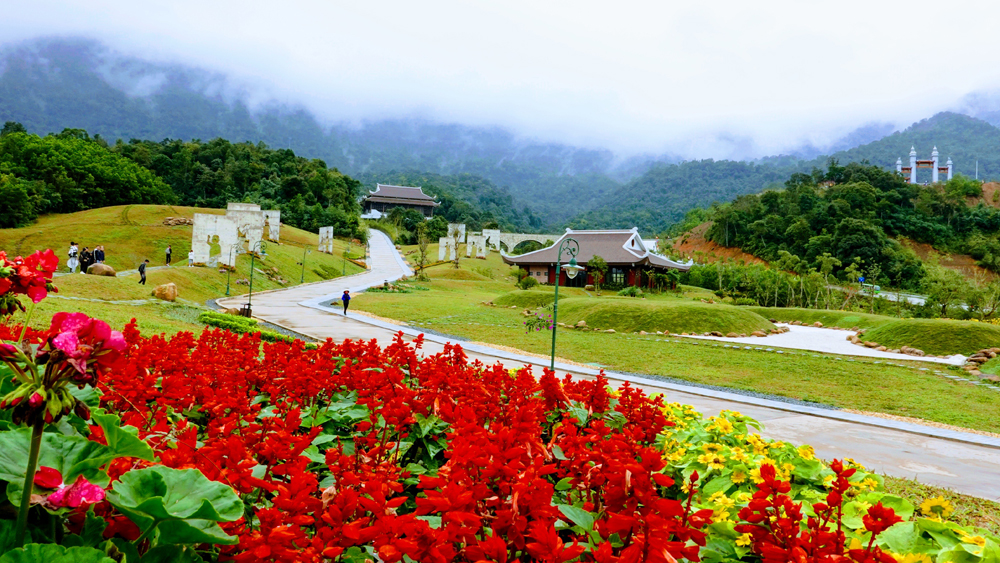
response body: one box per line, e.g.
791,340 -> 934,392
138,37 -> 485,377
350,244 -> 1000,433
1,205 -> 366,336
861,319 -> 1000,356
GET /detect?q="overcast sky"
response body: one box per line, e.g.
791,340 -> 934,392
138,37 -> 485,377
2,0 -> 999,158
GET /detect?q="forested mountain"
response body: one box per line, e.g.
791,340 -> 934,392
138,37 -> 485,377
7,38 -> 1000,234
0,38 -> 634,227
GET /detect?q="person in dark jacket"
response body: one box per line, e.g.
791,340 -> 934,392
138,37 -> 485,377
166,245 -> 172,266
138,259 -> 149,285
341,290 -> 351,314
94,246 -> 105,264
79,247 -> 94,274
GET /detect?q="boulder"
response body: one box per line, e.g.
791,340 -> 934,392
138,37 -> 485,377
970,370 -> 983,377
575,320 -> 587,328
655,331 -> 663,335
152,283 -> 177,302
604,329 -> 616,334
899,346 -> 925,357
86,263 -> 116,276
863,341 -> 878,348
984,375 -> 1000,383
968,356 -> 989,364
709,331 -> 724,337
222,307 -> 241,315
557,322 -> 566,327
726,332 -> 739,338
751,330 -> 767,337
639,331 -> 648,335
876,346 -> 887,351
162,217 -> 194,226
739,333 -> 747,338
813,322 -> 823,328
888,349 -> 900,354
768,318 -> 778,323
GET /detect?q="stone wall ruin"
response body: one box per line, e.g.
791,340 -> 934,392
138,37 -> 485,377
191,203 -> 281,267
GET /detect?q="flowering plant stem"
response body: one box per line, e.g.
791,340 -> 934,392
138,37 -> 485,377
17,301 -> 36,345
14,419 -> 44,548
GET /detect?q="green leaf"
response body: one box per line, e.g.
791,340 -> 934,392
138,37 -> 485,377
140,545 -> 206,562
0,544 -> 115,563
557,504 -> 595,531
0,428 -> 119,505
92,412 -> 155,462
554,477 -> 573,491
0,519 -> 30,555
414,414 -> 449,438
62,508 -> 108,548
107,466 -> 243,547
702,475 -> 733,496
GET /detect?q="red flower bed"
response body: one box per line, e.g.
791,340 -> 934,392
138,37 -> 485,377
98,325 -> 716,562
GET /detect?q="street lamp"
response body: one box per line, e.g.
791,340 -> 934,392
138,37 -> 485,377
247,240 -> 267,312
550,237 -> 584,370
225,242 -> 243,296
300,245 -> 311,284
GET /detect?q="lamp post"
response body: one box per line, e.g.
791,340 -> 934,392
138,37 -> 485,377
225,242 -> 243,296
550,237 -> 585,371
343,241 -> 351,277
300,245 -> 311,284
247,240 -> 267,311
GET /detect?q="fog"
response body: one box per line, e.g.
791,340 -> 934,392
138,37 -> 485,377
2,0 -> 999,159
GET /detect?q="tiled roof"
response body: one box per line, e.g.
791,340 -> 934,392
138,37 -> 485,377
501,229 -> 689,271
365,184 -> 439,205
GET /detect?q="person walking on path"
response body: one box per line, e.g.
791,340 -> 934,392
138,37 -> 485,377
94,245 -> 105,264
67,242 -> 79,273
80,247 -> 94,274
138,259 -> 149,285
165,245 -> 172,266
188,250 -> 194,267
341,290 -> 351,315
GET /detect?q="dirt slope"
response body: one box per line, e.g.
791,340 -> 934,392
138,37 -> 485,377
668,222 -> 766,265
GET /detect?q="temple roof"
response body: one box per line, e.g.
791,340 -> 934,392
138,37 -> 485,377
502,229 -> 691,271
364,184 -> 440,206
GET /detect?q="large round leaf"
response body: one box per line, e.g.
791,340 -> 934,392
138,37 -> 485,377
0,543 -> 115,563
107,466 -> 243,547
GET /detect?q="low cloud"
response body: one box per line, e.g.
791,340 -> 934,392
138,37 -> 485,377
2,0 -> 999,159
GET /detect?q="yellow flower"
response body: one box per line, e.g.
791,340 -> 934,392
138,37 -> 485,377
750,467 -> 765,484
849,538 -> 864,550
697,453 -> 726,471
731,469 -> 748,484
893,553 -> 932,563
731,447 -> 748,462
702,443 -> 724,454
797,445 -> 816,460
956,529 -> 986,547
822,474 -> 836,489
707,416 -> 734,434
712,509 -> 732,523
919,496 -> 954,519
709,491 -> 735,509
736,533 -> 753,547
736,491 -> 752,503
856,477 -> 879,491
855,500 -> 872,512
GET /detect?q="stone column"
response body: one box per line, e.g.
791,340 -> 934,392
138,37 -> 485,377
932,146 -> 939,183
909,146 -> 918,184
896,158 -> 903,174
947,157 -> 954,181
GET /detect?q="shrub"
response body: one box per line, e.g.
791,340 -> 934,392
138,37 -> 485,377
516,276 -> 539,290
617,286 -> 643,297
733,297 -> 758,306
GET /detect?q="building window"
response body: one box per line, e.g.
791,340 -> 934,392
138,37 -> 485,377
609,267 -> 626,286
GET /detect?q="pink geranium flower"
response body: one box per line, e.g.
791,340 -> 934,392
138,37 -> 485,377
33,467 -> 105,509
47,312 -> 126,378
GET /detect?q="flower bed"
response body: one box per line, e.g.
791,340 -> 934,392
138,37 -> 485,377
0,247 -> 998,562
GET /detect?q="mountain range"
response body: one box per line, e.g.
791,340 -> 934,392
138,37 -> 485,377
4,37 -> 1000,233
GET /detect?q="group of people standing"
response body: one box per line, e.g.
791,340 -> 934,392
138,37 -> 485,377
66,242 -> 107,274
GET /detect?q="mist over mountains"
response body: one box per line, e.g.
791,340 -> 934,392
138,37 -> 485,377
4,37 -> 1000,233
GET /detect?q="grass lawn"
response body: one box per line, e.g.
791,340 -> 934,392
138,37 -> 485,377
863,319 -> 1000,356
1,205 -> 367,333
354,244 -> 1000,433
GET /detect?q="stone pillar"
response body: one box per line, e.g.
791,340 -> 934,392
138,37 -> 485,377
932,146 -> 939,183
896,158 -> 902,174
909,146 -> 918,184
947,157 -> 954,181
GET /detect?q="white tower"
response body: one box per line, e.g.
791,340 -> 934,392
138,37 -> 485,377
909,146 -> 918,184
931,146 -> 940,183
947,157 -> 953,181
896,158 -> 903,174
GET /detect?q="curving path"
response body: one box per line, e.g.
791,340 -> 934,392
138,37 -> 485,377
219,231 -> 1000,500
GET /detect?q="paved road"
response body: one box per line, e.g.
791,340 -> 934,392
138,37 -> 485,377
220,231 -> 1000,500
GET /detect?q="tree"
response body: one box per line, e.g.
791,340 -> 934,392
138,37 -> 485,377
589,255 -> 608,295
0,121 -> 26,137
921,266 -> 969,317
416,222 -> 430,281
